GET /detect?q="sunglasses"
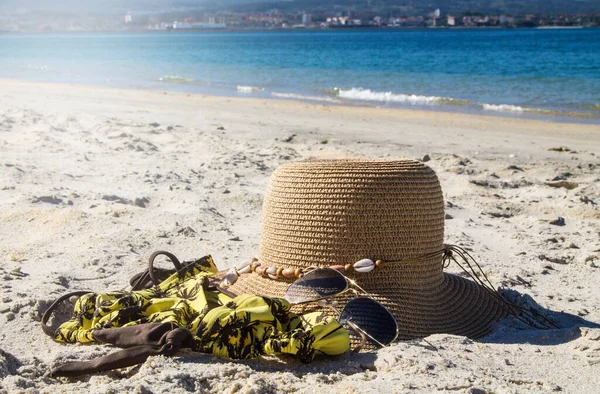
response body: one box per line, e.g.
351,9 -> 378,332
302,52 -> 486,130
284,267 -> 399,351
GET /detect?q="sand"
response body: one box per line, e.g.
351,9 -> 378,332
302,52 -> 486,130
0,78 -> 599,393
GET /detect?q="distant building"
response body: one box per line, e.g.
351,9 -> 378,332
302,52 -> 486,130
389,16 -> 424,27
172,21 -> 226,30
431,8 -> 441,27
125,12 -> 132,24
327,16 -> 349,25
447,16 -> 455,26
302,14 -> 311,25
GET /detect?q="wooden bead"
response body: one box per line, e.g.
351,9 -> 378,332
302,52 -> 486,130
375,260 -> 383,267
255,266 -> 266,276
282,268 -> 296,278
294,268 -> 302,278
344,264 -> 353,272
276,267 -> 283,278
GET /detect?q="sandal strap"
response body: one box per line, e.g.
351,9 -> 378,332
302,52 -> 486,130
41,290 -> 92,337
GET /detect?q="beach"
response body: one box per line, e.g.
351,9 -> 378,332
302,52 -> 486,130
2,30 -> 600,122
0,78 -> 599,393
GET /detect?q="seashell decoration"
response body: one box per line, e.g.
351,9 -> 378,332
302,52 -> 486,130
266,266 -> 278,280
221,256 -> 382,288
238,264 -> 252,274
237,260 -> 252,274
353,258 -> 375,273
220,268 -> 239,287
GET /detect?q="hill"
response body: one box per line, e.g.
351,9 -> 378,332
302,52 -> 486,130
211,0 -> 600,15
1,0 -> 598,15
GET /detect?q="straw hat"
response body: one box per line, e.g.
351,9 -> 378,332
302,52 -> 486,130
223,158 -> 507,340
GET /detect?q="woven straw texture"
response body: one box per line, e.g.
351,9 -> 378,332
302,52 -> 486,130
226,158 -> 507,340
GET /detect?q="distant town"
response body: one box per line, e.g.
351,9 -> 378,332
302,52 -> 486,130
1,8 -> 599,32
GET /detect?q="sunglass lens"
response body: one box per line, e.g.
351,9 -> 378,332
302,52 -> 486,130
285,268 -> 348,304
339,297 -> 398,346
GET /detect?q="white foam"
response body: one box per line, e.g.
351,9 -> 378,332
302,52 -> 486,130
481,104 -> 525,113
336,88 -> 445,105
158,75 -> 196,84
237,85 -> 264,93
271,92 -> 340,103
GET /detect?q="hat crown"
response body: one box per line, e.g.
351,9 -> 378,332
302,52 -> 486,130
258,159 -> 445,271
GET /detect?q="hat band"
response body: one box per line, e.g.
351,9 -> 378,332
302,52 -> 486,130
219,247 -> 452,288
219,244 -> 560,332
220,244 -> 560,329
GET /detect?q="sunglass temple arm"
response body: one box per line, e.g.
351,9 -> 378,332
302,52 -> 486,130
324,301 -> 388,349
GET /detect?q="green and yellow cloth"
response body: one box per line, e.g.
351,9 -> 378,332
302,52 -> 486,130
53,256 -> 350,363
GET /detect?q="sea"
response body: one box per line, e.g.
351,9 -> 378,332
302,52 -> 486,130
1,28 -> 599,123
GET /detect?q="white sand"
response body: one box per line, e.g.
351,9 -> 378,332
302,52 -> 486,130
0,79 -> 599,393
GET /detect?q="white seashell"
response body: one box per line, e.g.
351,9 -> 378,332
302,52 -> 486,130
353,258 -> 375,273
238,265 -> 252,274
220,269 -> 239,287
266,266 -> 278,280
237,260 -> 252,274
238,260 -> 251,269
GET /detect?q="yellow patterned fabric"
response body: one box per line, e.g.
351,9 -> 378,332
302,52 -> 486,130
55,256 -> 349,362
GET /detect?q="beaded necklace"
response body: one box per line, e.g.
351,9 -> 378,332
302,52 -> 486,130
219,248 -> 448,288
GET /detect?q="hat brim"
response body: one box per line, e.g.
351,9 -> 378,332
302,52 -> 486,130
218,263 -> 508,341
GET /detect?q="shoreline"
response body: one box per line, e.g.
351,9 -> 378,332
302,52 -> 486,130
2,77 -> 600,132
1,26 -> 597,34
2,77 -> 600,127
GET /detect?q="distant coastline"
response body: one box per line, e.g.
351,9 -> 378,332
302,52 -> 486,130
1,25 -> 597,34
2,2 -> 599,34
535,26 -> 585,29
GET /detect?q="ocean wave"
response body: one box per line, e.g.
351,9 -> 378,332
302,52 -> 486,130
481,104 -> 525,113
237,85 -> 264,93
481,104 -> 599,119
272,92 -> 340,103
334,88 -> 469,106
535,109 -> 600,119
337,88 -> 441,104
158,75 -> 197,84
318,88 -> 342,97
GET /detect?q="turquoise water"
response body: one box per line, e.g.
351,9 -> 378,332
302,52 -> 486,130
1,29 -> 599,121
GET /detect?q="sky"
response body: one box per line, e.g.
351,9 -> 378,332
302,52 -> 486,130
0,1 -> 207,13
